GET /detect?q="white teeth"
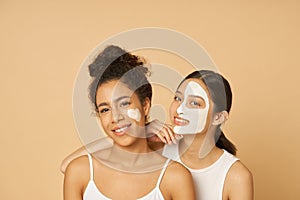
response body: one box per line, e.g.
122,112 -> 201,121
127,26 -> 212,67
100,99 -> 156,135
115,126 -> 129,133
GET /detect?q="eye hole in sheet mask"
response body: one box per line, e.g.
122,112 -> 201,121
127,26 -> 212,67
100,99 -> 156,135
173,81 -> 210,134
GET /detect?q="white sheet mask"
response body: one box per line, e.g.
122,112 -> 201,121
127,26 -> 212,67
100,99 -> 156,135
174,81 -> 210,134
127,108 -> 141,122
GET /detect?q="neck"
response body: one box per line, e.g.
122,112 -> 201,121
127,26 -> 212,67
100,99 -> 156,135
105,138 -> 165,172
115,138 -> 151,153
179,126 -> 217,160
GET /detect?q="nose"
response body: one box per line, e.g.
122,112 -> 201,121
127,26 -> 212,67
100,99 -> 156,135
176,102 -> 184,115
111,108 -> 124,123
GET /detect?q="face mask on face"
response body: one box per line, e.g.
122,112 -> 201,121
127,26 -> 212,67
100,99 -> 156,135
173,81 -> 210,134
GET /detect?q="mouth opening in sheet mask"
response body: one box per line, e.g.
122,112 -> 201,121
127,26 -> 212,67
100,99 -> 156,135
173,81 -> 210,134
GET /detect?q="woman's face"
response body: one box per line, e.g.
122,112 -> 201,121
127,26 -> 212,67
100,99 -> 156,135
169,78 -> 213,135
95,80 -> 149,148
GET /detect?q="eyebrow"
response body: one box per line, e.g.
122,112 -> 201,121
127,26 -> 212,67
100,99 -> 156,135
189,94 -> 203,98
176,91 -> 204,99
97,102 -> 108,108
97,96 -> 131,108
188,95 -> 205,101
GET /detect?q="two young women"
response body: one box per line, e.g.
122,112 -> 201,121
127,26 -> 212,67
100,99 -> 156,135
63,45 -> 253,200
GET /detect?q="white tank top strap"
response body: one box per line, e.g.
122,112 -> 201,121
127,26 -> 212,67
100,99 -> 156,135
87,154 -> 94,180
156,158 -> 171,187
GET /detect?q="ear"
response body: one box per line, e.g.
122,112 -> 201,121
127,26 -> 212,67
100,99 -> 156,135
143,97 -> 151,116
212,111 -> 229,125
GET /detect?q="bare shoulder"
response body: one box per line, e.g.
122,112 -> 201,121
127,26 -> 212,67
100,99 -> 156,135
165,160 -> 192,179
161,161 -> 195,199
163,160 -> 193,187
63,155 -> 91,199
224,160 -> 254,200
66,155 -> 89,171
227,160 -> 253,183
64,155 -> 91,183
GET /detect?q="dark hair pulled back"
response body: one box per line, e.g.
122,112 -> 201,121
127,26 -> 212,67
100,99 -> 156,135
183,70 -> 237,155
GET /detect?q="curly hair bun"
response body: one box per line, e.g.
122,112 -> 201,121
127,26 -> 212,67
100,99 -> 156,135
88,45 -> 147,78
87,45 -> 152,110
88,45 -> 128,77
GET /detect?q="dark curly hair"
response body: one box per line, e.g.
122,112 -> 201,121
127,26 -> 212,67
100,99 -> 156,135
88,45 -> 152,112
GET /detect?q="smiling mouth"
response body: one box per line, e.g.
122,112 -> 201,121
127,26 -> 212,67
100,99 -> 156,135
112,124 -> 131,136
174,117 -> 189,126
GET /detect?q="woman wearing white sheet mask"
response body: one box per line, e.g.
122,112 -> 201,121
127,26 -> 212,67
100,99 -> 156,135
62,69 -> 253,200
134,70 -> 253,199
159,70 -> 254,200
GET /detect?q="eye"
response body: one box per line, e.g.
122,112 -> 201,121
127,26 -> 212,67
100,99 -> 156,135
120,101 -> 131,108
174,96 -> 181,102
190,101 -> 200,106
188,98 -> 205,108
99,107 -> 110,114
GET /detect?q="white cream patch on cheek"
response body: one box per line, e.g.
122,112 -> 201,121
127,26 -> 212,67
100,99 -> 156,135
127,108 -> 141,122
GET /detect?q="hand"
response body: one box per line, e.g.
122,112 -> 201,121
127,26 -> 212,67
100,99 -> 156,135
146,119 -> 182,144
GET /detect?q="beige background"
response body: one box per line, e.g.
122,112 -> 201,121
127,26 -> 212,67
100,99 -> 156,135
1,0 -> 299,199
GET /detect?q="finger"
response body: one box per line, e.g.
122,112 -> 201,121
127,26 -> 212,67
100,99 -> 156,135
175,134 -> 183,140
165,124 -> 176,144
152,121 -> 165,132
167,128 -> 176,144
153,123 -> 174,144
161,127 -> 172,145
157,133 -> 167,143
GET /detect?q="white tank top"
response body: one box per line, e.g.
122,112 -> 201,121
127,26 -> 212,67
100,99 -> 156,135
163,144 -> 239,200
83,154 -> 170,200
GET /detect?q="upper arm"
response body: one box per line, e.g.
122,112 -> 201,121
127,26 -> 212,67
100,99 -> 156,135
225,161 -> 254,200
63,156 -> 89,200
163,162 -> 196,200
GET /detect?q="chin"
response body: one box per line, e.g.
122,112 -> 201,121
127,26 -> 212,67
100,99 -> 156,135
113,136 -> 137,147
